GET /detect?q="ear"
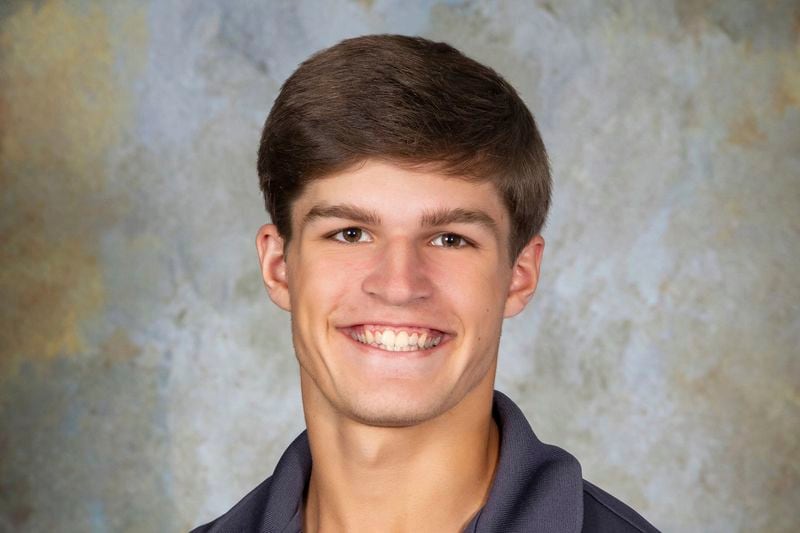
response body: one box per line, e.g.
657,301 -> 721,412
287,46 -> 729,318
503,235 -> 545,318
255,224 -> 291,312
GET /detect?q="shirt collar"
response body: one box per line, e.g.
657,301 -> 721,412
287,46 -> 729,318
464,390 -> 583,531
266,390 -> 583,532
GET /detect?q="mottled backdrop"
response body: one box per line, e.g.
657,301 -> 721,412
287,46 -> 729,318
1,1 -> 798,531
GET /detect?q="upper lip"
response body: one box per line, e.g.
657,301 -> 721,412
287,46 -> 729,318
338,321 -> 452,335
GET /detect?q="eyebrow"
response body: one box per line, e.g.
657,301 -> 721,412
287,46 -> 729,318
420,207 -> 499,239
302,203 -> 500,239
303,204 -> 381,227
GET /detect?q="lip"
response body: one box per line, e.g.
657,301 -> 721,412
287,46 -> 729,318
337,321 -> 452,336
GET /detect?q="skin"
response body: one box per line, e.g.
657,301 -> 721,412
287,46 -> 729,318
256,159 -> 545,532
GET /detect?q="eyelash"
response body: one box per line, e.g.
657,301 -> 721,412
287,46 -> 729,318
327,227 -> 473,248
329,227 -> 371,244
430,233 -> 471,248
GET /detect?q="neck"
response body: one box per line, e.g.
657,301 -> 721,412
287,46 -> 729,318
300,375 -> 500,533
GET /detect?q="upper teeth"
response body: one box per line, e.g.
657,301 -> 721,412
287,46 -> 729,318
350,326 -> 443,351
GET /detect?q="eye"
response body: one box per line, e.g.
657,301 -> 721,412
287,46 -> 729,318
331,227 -> 372,243
430,233 -> 470,248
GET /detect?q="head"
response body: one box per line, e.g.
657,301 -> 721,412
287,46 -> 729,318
257,34 -> 551,265
256,35 -> 551,427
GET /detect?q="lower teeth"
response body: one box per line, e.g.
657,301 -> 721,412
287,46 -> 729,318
354,339 -> 439,350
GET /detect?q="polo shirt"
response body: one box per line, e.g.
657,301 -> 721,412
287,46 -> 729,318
192,390 -> 660,532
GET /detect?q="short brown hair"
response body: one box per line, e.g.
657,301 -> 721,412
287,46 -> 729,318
257,34 -> 551,263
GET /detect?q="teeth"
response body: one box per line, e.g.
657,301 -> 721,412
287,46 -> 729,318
351,326 -> 443,351
382,330 -> 395,348
395,331 -> 408,348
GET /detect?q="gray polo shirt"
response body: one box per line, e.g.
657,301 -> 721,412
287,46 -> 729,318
192,390 -> 660,532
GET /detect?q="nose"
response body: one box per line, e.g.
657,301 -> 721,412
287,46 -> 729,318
361,237 -> 434,305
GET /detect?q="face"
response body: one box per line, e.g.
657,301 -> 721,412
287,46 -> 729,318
257,160 -> 543,427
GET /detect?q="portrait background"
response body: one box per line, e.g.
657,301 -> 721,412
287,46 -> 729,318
1,1 -> 798,531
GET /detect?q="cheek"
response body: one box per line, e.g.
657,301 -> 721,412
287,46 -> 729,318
288,252 -> 364,326
451,263 -> 509,341
440,255 -> 508,302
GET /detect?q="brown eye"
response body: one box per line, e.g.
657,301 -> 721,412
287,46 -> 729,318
432,233 -> 467,248
343,228 -> 361,242
333,227 -> 369,243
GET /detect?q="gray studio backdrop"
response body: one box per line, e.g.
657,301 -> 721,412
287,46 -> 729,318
1,1 -> 798,531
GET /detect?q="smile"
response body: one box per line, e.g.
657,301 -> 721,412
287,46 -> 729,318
344,325 -> 445,352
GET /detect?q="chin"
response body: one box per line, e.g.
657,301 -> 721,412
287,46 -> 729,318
338,386 -> 454,428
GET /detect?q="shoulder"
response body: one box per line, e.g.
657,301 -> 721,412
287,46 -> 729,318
582,480 -> 660,533
190,431 -> 310,532
189,475 -> 274,533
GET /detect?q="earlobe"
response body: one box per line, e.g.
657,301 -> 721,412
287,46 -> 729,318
256,224 -> 291,312
503,235 -> 545,318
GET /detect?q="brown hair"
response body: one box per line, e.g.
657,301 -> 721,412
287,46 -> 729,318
257,34 -> 551,263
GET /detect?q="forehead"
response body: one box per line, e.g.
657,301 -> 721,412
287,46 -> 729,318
291,160 -> 509,231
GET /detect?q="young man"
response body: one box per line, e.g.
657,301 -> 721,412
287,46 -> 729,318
193,35 -> 659,532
